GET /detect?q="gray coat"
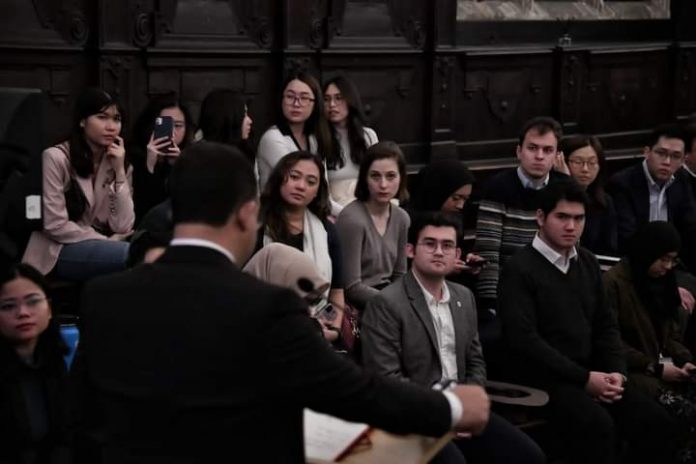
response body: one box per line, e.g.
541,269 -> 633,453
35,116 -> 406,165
361,271 -> 487,387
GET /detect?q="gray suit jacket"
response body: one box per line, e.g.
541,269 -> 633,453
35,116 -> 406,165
362,271 -> 487,387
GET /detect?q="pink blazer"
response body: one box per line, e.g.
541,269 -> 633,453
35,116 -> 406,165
22,143 -> 135,274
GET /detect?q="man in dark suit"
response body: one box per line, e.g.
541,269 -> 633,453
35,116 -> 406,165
362,212 -> 544,464
71,142 -> 490,463
684,124 -> 696,198
607,123 -> 696,272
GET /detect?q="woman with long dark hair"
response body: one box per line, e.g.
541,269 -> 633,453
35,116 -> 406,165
196,88 -> 253,160
130,92 -> 194,224
562,135 -> 617,256
0,263 -> 71,463
322,75 -> 378,211
258,151 -> 344,329
256,72 -> 332,190
22,88 -> 134,280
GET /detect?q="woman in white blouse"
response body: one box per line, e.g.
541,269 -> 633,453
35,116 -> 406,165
322,75 -> 378,211
256,72 -> 332,190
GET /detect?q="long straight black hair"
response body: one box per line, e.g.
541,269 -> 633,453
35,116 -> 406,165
322,75 -> 370,170
68,88 -> 126,178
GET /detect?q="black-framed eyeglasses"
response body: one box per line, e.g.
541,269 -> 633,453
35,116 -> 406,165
651,148 -> 684,162
417,239 -> 457,255
283,93 -> 315,107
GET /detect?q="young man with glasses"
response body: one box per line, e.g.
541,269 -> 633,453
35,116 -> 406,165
608,123 -> 696,272
361,211 -> 545,464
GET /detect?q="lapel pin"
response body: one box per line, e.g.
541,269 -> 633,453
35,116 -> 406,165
456,301 -> 461,307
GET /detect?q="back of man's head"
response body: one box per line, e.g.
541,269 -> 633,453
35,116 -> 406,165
646,123 -> 687,149
170,142 -> 257,226
537,179 -> 588,217
518,116 -> 563,146
407,211 -> 462,245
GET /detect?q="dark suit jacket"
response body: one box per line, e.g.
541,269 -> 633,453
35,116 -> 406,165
607,163 -> 696,270
361,271 -> 487,388
72,246 -> 452,464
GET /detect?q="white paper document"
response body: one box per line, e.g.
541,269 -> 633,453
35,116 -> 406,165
304,409 -> 370,462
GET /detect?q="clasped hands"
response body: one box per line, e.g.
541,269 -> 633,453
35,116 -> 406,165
585,371 -> 625,403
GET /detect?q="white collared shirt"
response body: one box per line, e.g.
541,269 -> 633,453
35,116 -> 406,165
517,166 -> 550,191
532,233 -> 577,274
683,165 -> 696,178
642,160 -> 674,222
169,238 -> 236,263
412,272 -> 458,381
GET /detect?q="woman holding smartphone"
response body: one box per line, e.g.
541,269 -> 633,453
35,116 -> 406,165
22,88 -> 135,280
131,93 -> 193,224
258,151 -> 344,328
335,142 -> 409,311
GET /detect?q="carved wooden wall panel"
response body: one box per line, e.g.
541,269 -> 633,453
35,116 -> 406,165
579,48 -> 671,134
0,0 -> 695,172
454,51 -> 555,161
675,45 -> 696,121
321,53 -> 428,163
328,0 -> 428,49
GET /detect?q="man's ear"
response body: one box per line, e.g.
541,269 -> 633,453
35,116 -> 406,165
235,199 -> 259,233
516,144 -> 522,160
643,146 -> 651,159
79,119 -> 86,128
454,247 -> 462,261
405,243 -> 415,259
535,209 -> 545,228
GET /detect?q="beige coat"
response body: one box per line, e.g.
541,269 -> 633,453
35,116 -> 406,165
22,143 -> 134,274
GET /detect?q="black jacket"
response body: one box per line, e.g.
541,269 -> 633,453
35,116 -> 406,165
72,245 -> 452,463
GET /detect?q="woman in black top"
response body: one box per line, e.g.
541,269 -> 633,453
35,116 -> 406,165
258,151 -> 345,329
0,263 -> 70,464
131,93 -> 194,224
562,135 -> 618,256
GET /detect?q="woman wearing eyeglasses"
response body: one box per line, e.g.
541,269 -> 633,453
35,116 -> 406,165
603,222 -> 696,457
0,263 -> 71,463
322,75 -> 379,212
256,72 -> 333,190
335,142 -> 410,311
562,135 -> 617,256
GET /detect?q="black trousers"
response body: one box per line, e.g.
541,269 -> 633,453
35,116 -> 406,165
431,412 -> 546,464
545,382 -> 682,464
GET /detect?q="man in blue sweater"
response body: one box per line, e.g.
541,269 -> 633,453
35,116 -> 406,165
498,180 -> 681,464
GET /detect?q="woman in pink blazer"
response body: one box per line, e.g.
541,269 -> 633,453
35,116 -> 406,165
22,88 -> 134,280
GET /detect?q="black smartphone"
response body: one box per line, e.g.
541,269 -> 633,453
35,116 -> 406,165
465,258 -> 488,268
153,116 -> 174,148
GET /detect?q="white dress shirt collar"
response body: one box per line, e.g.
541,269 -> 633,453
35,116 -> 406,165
169,238 -> 236,263
412,271 -> 451,305
532,233 -> 577,274
517,166 -> 550,190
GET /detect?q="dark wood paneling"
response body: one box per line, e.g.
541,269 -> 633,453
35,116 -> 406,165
455,51 -> 555,159
579,47 -> 671,134
0,0 -> 695,173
